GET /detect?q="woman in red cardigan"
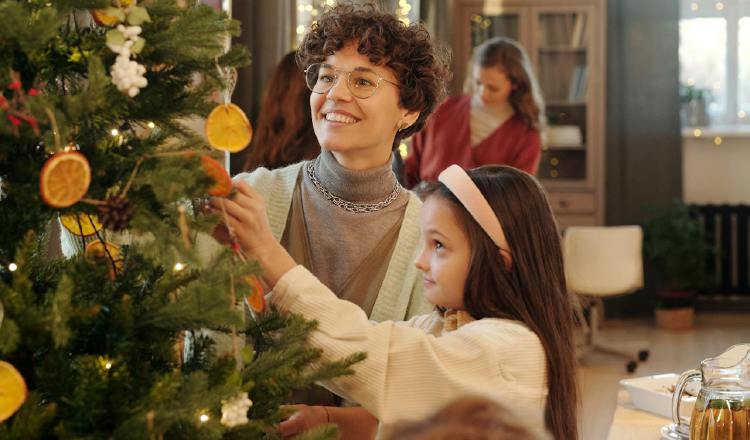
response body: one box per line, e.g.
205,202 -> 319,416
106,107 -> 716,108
405,37 -> 544,188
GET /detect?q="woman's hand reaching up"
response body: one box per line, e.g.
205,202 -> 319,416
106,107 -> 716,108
211,180 -> 296,287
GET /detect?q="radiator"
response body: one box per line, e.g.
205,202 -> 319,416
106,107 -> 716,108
693,204 -> 750,295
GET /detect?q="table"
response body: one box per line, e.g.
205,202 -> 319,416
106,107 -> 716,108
607,389 -> 671,440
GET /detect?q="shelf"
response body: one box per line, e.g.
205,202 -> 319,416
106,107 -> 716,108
543,145 -> 587,151
547,100 -> 587,107
538,46 -> 587,52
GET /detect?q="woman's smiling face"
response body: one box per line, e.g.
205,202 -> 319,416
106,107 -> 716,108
309,42 -> 418,170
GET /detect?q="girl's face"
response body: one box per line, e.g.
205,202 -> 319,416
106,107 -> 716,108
309,43 -> 419,170
415,196 -> 472,310
473,66 -> 514,106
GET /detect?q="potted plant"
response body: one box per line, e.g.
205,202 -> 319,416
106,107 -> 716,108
643,200 -> 711,330
679,83 -> 712,127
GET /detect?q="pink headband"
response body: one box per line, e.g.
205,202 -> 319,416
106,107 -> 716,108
438,165 -> 509,254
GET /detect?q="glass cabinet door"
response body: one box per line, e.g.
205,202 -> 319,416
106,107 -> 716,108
453,2 -> 526,94
469,11 -> 521,47
534,10 -> 590,182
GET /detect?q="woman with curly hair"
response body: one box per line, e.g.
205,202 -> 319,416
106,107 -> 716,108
405,37 -> 545,187
216,3 -> 450,438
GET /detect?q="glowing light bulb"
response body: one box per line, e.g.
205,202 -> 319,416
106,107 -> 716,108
714,136 -> 722,145
8,263 -> 17,272
111,128 -> 119,136
199,414 -> 210,423
693,128 -> 702,137
174,262 -> 185,272
105,361 -> 113,369
398,143 -> 408,159
147,121 -> 156,129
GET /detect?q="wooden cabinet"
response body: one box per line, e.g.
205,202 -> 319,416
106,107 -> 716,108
452,0 -> 606,227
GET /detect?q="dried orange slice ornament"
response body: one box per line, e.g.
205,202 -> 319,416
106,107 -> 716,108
205,103 -> 252,153
60,213 -> 102,237
243,275 -> 266,313
0,361 -> 27,423
85,240 -> 123,280
90,0 -> 133,26
40,152 -> 91,208
201,155 -> 232,197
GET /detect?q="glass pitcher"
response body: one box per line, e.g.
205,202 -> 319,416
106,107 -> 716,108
672,343 -> 750,439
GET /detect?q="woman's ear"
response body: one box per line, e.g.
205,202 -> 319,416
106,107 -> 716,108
400,110 -> 420,130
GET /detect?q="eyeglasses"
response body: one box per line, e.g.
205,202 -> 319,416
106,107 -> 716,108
304,63 -> 399,99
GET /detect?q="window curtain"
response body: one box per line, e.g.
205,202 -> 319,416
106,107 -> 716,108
230,0 -> 296,174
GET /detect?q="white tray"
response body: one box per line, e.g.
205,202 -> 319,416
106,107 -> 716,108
620,373 -> 697,419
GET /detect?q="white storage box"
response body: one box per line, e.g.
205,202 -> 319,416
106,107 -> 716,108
620,373 -> 698,419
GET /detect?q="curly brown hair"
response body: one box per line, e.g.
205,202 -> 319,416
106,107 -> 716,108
296,2 -> 450,149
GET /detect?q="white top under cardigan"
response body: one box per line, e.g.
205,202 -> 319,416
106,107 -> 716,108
271,265 -> 548,433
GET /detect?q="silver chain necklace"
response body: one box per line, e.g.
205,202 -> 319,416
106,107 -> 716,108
306,162 -> 402,214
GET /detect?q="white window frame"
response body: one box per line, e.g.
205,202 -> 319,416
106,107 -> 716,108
680,0 -> 750,126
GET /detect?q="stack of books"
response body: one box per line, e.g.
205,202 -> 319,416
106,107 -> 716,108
546,125 -> 583,149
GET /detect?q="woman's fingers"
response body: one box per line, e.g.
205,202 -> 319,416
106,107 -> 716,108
279,406 -> 306,438
235,180 -> 262,200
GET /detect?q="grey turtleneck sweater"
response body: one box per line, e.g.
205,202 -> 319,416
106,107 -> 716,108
301,151 -> 409,293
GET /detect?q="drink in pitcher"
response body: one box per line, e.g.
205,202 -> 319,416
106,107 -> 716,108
689,394 -> 750,439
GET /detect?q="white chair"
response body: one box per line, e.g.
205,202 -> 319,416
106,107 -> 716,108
562,225 -> 650,373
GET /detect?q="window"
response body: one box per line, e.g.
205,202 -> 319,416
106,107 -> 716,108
680,0 -> 750,126
294,1 -> 419,47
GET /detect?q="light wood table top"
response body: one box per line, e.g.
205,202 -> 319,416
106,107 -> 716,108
607,389 -> 671,440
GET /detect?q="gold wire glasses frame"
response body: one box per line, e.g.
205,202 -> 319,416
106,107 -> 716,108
304,63 -> 399,99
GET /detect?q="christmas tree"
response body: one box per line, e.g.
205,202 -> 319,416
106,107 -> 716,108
0,1 -> 362,438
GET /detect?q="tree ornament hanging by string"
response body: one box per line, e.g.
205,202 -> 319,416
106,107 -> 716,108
0,361 -> 27,423
102,2 -> 151,97
60,213 -> 102,237
220,392 -> 253,428
84,240 -> 123,280
200,155 -> 233,197
244,275 -> 267,313
205,66 -> 253,152
39,151 -> 91,208
97,196 -> 134,232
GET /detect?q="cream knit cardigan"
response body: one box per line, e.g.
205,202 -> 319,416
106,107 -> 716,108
272,265 -> 548,432
232,161 -> 432,321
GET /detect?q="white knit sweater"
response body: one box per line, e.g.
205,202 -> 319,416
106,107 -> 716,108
272,265 -> 548,432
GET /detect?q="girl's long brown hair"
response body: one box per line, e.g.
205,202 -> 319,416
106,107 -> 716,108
421,165 -> 578,440
470,37 -> 545,130
242,51 -> 320,171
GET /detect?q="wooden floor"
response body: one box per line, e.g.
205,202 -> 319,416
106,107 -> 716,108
579,312 -> 750,440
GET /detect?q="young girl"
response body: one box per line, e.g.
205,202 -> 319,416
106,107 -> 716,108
217,5 -> 448,432
217,165 -> 578,440
405,37 -> 545,187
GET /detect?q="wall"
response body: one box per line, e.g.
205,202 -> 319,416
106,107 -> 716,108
231,0 -> 295,174
605,0 -> 681,317
683,128 -> 750,204
606,0 -> 682,226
